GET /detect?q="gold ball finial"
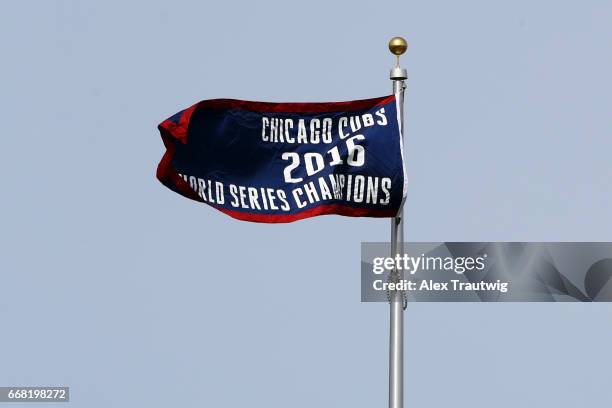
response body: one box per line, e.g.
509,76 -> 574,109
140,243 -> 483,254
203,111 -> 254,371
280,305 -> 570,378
388,37 -> 408,56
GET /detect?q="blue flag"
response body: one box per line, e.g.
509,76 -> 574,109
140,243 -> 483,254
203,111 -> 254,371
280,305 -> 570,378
157,95 -> 406,223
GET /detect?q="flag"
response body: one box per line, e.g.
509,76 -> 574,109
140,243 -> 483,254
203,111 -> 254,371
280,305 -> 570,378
157,95 -> 407,223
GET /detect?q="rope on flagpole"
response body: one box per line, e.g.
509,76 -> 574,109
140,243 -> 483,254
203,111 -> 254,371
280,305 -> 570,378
386,270 -> 408,309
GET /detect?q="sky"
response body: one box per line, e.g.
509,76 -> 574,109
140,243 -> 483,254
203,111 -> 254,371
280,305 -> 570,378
1,1 -> 611,407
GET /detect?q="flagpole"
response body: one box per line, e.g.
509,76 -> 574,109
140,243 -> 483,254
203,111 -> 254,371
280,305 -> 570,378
388,36 -> 408,408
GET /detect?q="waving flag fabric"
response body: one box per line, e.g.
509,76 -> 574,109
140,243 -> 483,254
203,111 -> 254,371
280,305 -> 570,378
157,95 -> 406,223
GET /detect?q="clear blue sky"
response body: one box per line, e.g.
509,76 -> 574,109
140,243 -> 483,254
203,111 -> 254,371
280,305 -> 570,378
1,1 -> 611,407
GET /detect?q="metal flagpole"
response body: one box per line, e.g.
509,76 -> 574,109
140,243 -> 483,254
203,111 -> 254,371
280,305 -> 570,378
388,36 -> 408,408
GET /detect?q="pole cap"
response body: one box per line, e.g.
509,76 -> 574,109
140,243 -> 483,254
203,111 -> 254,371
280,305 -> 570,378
388,37 -> 408,80
388,37 -> 408,56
